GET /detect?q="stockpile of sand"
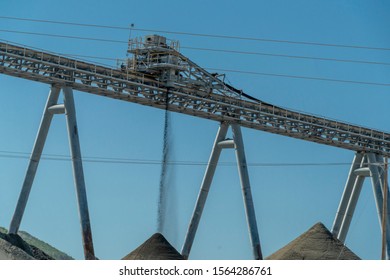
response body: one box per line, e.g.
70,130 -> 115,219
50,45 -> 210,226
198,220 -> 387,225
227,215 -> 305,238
266,222 -> 360,260
122,233 -> 184,260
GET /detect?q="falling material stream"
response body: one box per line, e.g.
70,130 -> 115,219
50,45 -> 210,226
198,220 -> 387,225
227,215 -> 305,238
157,105 -> 170,233
157,92 -> 177,245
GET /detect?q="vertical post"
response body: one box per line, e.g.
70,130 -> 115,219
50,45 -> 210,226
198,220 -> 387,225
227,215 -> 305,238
332,152 -> 364,237
9,86 -> 61,234
367,153 -> 390,259
231,124 -> 262,260
367,154 -> 384,225
382,158 -> 388,260
181,122 -> 229,259
63,87 -> 95,260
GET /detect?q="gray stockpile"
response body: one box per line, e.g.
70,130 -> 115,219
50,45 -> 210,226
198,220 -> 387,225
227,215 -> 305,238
0,232 -> 52,260
0,227 -> 73,260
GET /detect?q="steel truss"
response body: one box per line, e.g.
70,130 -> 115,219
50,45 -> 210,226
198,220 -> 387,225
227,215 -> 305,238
1,41 -> 390,157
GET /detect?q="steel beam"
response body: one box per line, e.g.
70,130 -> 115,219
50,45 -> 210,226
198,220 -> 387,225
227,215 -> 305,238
332,153 -> 364,237
368,154 -> 390,259
63,87 -> 95,260
231,124 -> 263,260
181,122 -> 229,259
367,154 -> 385,225
367,154 -> 390,259
337,175 -> 365,243
9,86 -> 61,234
376,155 -> 390,259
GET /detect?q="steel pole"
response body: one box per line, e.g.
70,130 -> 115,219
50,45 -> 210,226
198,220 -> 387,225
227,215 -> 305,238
382,157 -> 388,260
376,155 -> 390,228
231,124 -> 263,260
374,154 -> 390,259
367,154 -> 385,224
337,175 -> 365,243
9,86 -> 61,234
367,153 -> 390,259
332,153 -> 364,237
181,122 -> 229,259
63,87 -> 95,260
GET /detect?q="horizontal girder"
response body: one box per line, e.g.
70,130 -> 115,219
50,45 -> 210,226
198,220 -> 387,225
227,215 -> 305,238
1,41 -> 390,156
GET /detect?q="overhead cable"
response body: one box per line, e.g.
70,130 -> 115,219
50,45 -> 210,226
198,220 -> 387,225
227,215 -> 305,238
1,31 -> 390,87
2,28 -> 390,67
1,15 -> 390,51
0,150 -> 356,167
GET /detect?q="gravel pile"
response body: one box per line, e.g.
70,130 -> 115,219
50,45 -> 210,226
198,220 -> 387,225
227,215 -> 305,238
0,237 -> 35,260
266,222 -> 360,260
0,232 -> 53,260
122,233 -> 184,260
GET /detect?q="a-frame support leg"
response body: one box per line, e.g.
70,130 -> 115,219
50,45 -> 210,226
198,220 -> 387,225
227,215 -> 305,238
9,86 -> 95,260
181,122 -> 262,260
337,174 -> 365,243
332,152 -> 389,259
231,123 -> 262,260
181,122 -> 229,259
9,86 -> 61,234
63,87 -> 95,260
332,152 -> 364,238
367,154 -> 390,259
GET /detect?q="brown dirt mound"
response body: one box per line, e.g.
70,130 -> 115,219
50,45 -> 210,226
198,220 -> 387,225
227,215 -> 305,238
122,233 -> 184,260
266,222 -> 360,260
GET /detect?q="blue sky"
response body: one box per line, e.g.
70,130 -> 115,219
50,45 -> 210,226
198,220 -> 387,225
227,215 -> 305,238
1,0 -> 390,260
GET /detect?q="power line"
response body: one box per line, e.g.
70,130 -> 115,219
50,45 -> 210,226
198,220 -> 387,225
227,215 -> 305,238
0,28 -> 128,44
0,150 -> 354,167
206,67 -> 390,87
1,15 -> 390,51
185,46 -> 390,67
2,28 -> 390,67
0,15 -> 130,31
2,31 -> 390,87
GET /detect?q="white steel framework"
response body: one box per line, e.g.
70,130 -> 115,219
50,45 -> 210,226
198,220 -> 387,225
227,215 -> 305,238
332,152 -> 390,259
0,37 -> 389,259
8,85 -> 95,260
1,41 -> 390,156
181,122 -> 262,260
